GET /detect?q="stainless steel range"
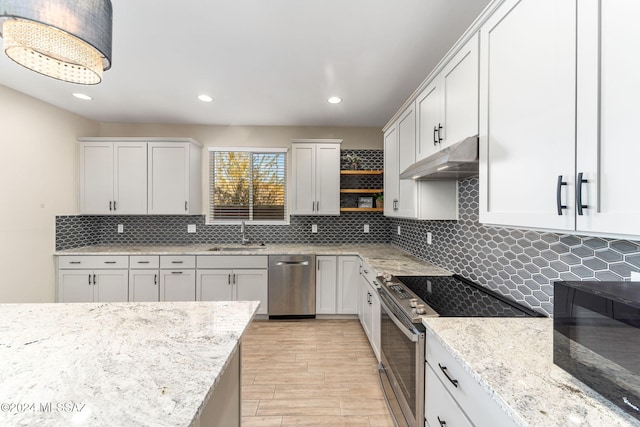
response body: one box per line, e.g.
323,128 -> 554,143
377,273 -> 543,427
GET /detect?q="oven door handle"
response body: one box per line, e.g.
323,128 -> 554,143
379,290 -> 420,343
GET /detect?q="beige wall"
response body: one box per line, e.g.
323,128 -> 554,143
0,85 -> 99,303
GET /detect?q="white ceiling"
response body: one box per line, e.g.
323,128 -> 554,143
0,0 -> 491,127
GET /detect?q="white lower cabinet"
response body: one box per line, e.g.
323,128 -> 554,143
160,256 -> 196,301
316,255 -> 359,315
425,329 -> 516,427
57,256 -> 129,303
196,256 -> 268,315
359,259 -> 380,362
128,256 -> 160,302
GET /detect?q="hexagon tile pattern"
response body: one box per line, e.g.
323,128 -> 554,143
390,177 -> 640,317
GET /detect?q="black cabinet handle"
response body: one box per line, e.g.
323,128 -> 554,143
109,201 -> 113,211
437,416 -> 447,427
70,261 -> 81,264
433,126 -> 438,145
185,201 -> 188,212
113,201 -> 117,211
104,261 -> 116,264
437,123 -> 443,143
171,261 -> 183,264
88,275 -> 91,285
93,274 -> 96,285
228,274 -> 231,285
577,172 -> 588,216
556,175 -> 567,215
137,261 -> 149,264
438,363 -> 459,388
154,274 -> 157,285
171,271 -> 183,274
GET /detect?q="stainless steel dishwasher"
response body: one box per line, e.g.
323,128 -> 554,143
268,255 -> 315,319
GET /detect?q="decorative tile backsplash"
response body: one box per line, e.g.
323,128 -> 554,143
390,177 -> 640,316
56,212 -> 391,250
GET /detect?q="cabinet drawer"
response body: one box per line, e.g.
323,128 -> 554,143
197,255 -> 268,269
58,256 -> 128,269
160,255 -> 195,269
426,330 -> 516,426
425,364 -> 473,427
130,256 -> 160,269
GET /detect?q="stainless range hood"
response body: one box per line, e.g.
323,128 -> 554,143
399,135 -> 479,181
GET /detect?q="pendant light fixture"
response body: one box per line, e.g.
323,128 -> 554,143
0,0 -> 113,85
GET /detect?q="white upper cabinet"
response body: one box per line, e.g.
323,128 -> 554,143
385,105 -> 458,220
479,0 -> 577,230
148,141 -> 202,215
290,140 -> 341,216
575,0 -> 640,236
417,33 -> 479,161
78,141 -> 147,215
78,138 -> 201,216
385,106 -> 418,218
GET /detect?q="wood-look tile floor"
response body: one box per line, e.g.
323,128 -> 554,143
241,319 -> 395,427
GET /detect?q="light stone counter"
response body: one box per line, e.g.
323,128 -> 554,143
423,317 -> 640,427
54,243 -> 452,277
0,301 -> 259,427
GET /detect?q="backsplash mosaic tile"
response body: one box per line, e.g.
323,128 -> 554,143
56,212 -> 391,250
390,177 -> 640,316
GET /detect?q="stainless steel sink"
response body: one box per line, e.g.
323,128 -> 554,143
208,246 -> 266,252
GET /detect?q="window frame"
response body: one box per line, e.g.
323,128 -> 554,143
207,147 -> 289,225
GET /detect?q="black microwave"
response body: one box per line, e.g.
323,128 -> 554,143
554,281 -> 640,421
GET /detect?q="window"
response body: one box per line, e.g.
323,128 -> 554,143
209,148 -> 287,223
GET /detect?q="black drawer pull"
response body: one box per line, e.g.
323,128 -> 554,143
171,261 -> 184,264
438,363 -> 459,388
438,416 -> 447,427
171,271 -> 183,275
104,261 -> 116,264
577,172 -> 588,215
69,261 -> 81,264
137,261 -> 150,264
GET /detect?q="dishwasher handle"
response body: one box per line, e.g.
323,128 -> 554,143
275,261 -> 309,266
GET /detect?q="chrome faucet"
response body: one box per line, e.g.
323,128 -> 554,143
240,220 -> 250,245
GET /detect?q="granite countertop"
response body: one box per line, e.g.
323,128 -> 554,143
54,243 -> 452,277
0,301 -> 259,427
423,318 -> 640,427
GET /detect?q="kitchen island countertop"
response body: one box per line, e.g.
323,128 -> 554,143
0,301 -> 259,426
54,243 -> 452,277
423,317 -> 640,427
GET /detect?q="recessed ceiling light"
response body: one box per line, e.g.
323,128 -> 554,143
328,96 -> 342,104
72,93 -> 93,101
198,94 -> 214,103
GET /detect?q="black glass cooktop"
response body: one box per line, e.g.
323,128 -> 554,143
396,274 -> 544,317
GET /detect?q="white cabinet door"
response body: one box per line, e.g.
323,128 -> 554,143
316,256 -> 338,314
160,270 -> 196,301
440,33 -> 479,150
337,256 -> 359,315
148,143 -> 190,214
113,142 -> 147,214
383,125 -> 399,217
315,144 -> 340,215
129,270 -> 159,302
198,270 -> 234,302
479,0 -> 576,230
291,143 -> 316,215
235,269 -> 269,315
576,0 -> 640,237
78,142 -> 113,214
291,142 -> 340,216
396,105 -> 418,218
369,287 -> 381,362
416,81 -> 441,161
58,270 -> 94,302
93,270 -> 129,302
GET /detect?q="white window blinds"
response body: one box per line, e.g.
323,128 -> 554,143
210,149 -> 287,222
